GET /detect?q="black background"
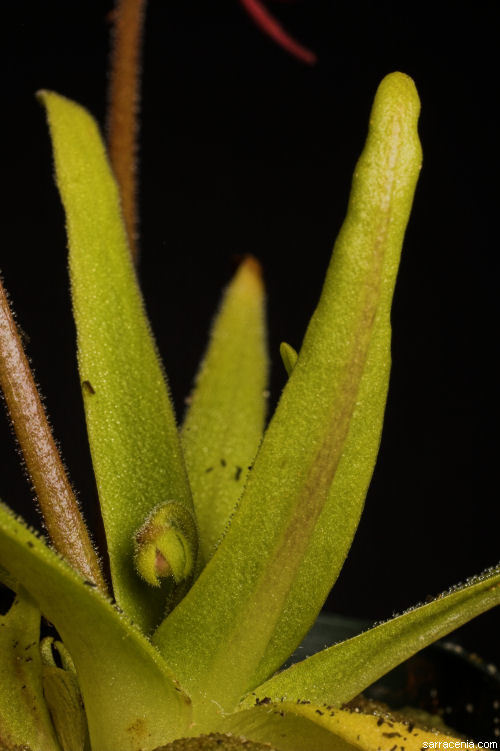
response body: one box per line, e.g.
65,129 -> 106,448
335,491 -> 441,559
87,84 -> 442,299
1,2 -> 498,664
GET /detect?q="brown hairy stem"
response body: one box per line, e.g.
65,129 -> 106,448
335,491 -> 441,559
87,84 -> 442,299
0,278 -> 106,592
107,0 -> 147,264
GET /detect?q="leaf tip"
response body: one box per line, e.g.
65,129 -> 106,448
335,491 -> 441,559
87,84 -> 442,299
279,341 -> 298,376
372,71 -> 421,129
35,88 -> 65,111
234,255 -> 264,298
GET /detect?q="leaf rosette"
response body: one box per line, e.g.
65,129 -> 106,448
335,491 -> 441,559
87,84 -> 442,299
0,19 -> 497,751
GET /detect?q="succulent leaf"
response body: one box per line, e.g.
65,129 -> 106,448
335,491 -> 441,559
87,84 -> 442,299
41,666 -> 88,751
40,638 -> 88,751
38,90 -> 195,633
182,256 -> 268,565
243,565 -> 500,707
154,734 -> 278,750
0,503 -> 192,751
0,593 -> 61,751
0,565 -> 18,593
217,702 -> 466,751
153,72 -> 422,718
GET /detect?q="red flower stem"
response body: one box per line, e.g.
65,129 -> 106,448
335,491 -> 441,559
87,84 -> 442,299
106,0 -> 147,265
0,278 -> 107,592
239,0 -> 317,65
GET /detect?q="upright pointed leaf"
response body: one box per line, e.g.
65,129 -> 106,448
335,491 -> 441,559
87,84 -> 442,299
153,73 -> 422,717
243,565 -> 500,707
0,504 -> 192,751
182,257 -> 268,565
39,90 -> 195,632
0,593 -> 61,751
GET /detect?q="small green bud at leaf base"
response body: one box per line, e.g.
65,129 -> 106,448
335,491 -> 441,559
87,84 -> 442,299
135,502 -> 198,586
279,342 -> 298,376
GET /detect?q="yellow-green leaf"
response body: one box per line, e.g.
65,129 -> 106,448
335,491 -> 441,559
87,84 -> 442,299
40,637 -> 88,751
154,734 -> 278,750
42,666 -> 88,751
217,702 -> 467,751
38,90 -> 195,632
153,72 -> 422,719
243,565 -> 500,707
0,593 -> 61,751
182,257 -> 268,566
0,504 -> 192,751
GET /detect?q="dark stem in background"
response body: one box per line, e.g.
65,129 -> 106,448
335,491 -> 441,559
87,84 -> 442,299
107,0 -> 147,264
0,278 -> 107,592
238,0 -> 317,65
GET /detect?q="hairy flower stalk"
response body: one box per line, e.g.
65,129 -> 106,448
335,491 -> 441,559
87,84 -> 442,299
0,279 -> 106,591
107,0 -> 147,261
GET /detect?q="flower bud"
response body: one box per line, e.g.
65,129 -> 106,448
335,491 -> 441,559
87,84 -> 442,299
134,502 -> 198,587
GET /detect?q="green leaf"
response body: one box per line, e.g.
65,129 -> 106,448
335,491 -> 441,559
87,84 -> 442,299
38,90 -> 195,632
153,72 -> 422,719
40,637 -> 89,751
0,565 -> 18,592
244,565 -> 500,707
154,735 -> 279,751
41,666 -> 88,751
216,702 -> 463,751
0,593 -> 61,751
182,257 -> 268,565
0,504 -> 192,751
279,342 -> 298,376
